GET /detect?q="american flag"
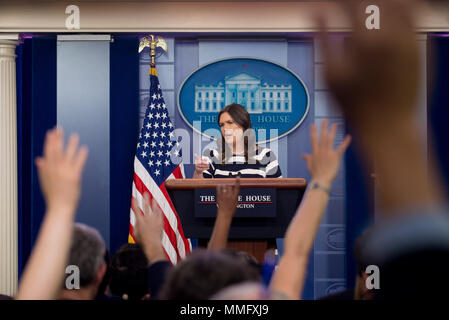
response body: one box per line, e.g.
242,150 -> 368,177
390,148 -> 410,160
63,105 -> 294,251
129,66 -> 191,264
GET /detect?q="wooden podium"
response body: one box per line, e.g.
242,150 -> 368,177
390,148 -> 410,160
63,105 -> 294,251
165,178 -> 307,262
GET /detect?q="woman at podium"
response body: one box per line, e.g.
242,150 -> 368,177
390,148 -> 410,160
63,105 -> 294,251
193,103 -> 282,179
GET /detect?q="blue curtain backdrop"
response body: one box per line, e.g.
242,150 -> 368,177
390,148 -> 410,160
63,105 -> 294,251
17,37 -> 57,277
109,35 -> 140,256
344,134 -> 374,289
16,43 -> 23,277
429,36 -> 449,193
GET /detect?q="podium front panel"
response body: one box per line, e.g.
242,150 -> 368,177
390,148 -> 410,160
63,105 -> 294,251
168,184 -> 305,239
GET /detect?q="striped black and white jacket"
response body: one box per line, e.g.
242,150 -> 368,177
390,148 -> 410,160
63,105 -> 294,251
201,147 -> 282,179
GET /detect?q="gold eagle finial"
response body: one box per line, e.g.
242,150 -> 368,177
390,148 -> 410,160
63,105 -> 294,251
139,35 -> 168,66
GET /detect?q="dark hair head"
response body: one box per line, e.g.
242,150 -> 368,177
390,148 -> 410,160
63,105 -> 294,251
159,249 -> 261,300
220,249 -> 262,275
217,104 -> 255,163
95,249 -> 111,298
218,104 -> 252,131
353,227 -> 374,276
375,248 -> 449,300
361,214 -> 449,300
109,243 -> 149,300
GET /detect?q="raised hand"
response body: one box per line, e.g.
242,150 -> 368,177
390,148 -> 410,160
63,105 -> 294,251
216,177 -> 240,218
318,0 -> 420,132
208,177 -> 240,250
317,0 -> 446,213
35,127 -> 88,213
132,193 -> 166,263
17,127 -> 88,300
270,121 -> 350,299
302,120 -> 351,188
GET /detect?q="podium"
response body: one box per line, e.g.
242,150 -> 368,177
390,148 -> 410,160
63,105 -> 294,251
165,178 -> 307,262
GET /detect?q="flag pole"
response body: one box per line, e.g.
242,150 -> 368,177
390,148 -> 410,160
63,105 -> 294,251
149,35 -> 157,67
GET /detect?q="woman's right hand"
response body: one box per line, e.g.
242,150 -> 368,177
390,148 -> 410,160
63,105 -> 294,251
194,153 -> 210,174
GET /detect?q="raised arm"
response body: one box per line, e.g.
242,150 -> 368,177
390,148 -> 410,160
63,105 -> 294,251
17,128 -> 88,300
269,120 -> 351,299
131,193 -> 167,264
318,0 -> 445,214
132,193 -> 172,300
208,177 -> 240,251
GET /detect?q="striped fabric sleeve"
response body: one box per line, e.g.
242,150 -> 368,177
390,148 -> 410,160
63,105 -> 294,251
264,149 -> 282,178
203,169 -> 213,178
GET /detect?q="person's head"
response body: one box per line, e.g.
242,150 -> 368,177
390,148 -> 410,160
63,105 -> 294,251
375,248 -> 449,300
109,243 -> 149,300
217,104 -> 255,162
353,226 -> 376,300
61,223 -> 107,300
211,282 -> 269,300
95,249 -> 111,299
158,249 -> 261,300
362,214 -> 449,300
221,249 -> 262,274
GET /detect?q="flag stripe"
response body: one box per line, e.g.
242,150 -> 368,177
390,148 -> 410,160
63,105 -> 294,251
165,169 -> 192,252
172,165 -> 184,180
160,180 -> 187,258
129,222 -> 136,243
